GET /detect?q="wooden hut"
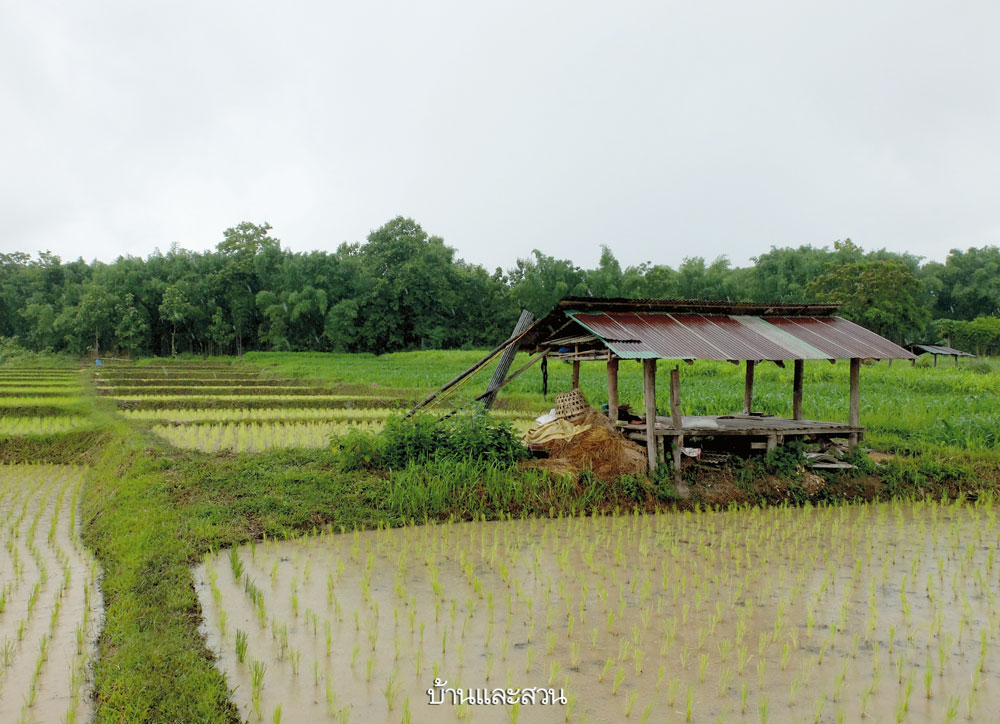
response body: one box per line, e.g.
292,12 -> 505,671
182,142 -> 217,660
518,298 -> 916,477
904,343 -> 974,367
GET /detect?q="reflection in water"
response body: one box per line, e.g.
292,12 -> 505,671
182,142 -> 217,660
197,498 -> 1000,723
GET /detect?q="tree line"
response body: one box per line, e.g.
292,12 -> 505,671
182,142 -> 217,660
2,216 -> 999,357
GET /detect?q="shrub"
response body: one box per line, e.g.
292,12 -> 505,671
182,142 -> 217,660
335,408 -> 529,471
967,360 -> 993,375
335,427 -> 385,471
763,439 -> 807,478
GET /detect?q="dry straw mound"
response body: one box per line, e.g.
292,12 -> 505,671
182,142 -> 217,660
527,405 -> 647,479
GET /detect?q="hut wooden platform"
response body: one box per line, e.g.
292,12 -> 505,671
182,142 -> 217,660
620,414 -> 865,453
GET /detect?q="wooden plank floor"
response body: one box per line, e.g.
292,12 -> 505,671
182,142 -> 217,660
621,414 -> 864,438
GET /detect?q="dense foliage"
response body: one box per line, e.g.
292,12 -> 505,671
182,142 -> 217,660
337,410 -> 529,470
2,219 -> 999,355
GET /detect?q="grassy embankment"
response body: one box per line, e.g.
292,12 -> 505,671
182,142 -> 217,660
5,351 -> 1000,722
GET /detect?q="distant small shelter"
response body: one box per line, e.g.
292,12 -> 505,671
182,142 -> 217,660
904,343 -> 974,367
518,298 -> 916,477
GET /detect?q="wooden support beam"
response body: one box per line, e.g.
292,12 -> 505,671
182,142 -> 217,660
571,360 -> 581,390
792,359 -> 804,421
848,357 -> 861,450
669,366 -> 690,495
669,366 -> 682,430
933,354 -> 938,368
472,351 -> 547,404
407,331 -> 526,417
642,358 -> 657,474
541,356 -> 548,397
607,357 -> 619,423
743,360 -> 755,414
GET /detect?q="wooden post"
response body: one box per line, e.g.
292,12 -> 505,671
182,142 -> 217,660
743,360 -> 755,414
607,357 -> 619,423
792,359 -> 803,421
669,366 -> 690,495
933,354 -> 938,368
643,358 -> 657,474
571,361 -> 580,390
669,366 -> 682,430
541,356 -> 548,397
848,357 -> 861,450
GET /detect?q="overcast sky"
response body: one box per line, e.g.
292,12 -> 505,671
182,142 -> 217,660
2,1 -> 998,272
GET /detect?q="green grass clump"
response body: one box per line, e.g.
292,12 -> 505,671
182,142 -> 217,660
337,410 -> 529,471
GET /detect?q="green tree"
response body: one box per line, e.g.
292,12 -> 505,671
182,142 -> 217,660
509,251 -> 587,317
922,247 -> 1000,320
56,283 -> 116,356
159,285 -> 193,356
20,302 -> 58,350
114,293 -> 150,356
958,317 -> 1000,356
806,260 -> 930,344
585,246 -> 624,297
207,307 -> 236,354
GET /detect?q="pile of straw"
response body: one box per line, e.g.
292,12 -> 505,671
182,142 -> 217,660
530,406 -> 647,479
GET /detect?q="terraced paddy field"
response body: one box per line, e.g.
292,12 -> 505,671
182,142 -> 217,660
0,466 -> 101,724
96,362 -> 538,454
197,497 -> 1000,724
0,368 -> 103,723
6,353 -> 987,723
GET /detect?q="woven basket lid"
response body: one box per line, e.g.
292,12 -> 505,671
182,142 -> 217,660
555,389 -> 589,420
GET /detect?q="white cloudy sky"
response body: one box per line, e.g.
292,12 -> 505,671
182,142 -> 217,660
2,0 -> 998,271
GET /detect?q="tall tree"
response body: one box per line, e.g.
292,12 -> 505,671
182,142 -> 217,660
806,260 -> 930,344
159,285 -> 193,356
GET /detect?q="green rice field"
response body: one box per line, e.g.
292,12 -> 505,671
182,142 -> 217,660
0,367 -> 103,722
2,350 -> 999,723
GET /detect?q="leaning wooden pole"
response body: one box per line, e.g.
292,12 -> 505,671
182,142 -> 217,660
481,310 -> 534,409
472,351 -> 547,404
406,324 -> 535,417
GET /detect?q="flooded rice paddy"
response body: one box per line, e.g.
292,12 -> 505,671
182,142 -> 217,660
0,465 -> 102,724
197,498 -> 1000,723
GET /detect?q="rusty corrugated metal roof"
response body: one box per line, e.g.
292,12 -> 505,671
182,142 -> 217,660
906,343 -> 974,357
563,311 -> 916,360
